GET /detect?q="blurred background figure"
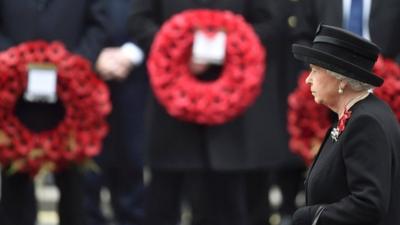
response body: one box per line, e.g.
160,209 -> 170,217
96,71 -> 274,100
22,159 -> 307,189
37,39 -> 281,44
128,1 -> 303,225
83,0 -> 148,225
269,2 -> 308,225
293,0 -> 400,60
0,1 -> 107,225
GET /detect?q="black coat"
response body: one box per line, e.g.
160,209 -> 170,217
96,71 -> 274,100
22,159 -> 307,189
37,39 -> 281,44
293,0 -> 400,59
0,0 -> 107,62
128,0 -> 297,170
294,95 -> 400,225
96,0 -> 148,168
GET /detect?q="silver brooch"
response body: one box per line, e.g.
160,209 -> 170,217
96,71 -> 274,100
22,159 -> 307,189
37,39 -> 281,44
330,127 -> 340,142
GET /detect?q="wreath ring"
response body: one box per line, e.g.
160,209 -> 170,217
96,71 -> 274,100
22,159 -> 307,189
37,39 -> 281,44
148,9 -> 266,125
0,41 -> 111,176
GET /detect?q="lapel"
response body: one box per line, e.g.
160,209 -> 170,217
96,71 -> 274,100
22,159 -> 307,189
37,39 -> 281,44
307,126 -> 334,176
193,0 -> 214,5
35,0 -> 50,11
304,126 -> 334,204
323,0 -> 343,27
370,0 -> 379,17
335,0 -> 343,26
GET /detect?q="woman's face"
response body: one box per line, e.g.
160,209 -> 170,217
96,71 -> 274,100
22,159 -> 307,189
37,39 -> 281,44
305,65 -> 340,106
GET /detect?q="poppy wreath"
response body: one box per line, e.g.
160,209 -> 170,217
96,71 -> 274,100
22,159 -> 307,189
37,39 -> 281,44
373,57 -> 400,121
0,40 -> 111,176
147,9 -> 266,125
287,71 -> 331,165
288,57 -> 400,165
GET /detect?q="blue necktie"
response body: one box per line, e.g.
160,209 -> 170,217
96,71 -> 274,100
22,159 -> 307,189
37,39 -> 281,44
347,0 -> 363,36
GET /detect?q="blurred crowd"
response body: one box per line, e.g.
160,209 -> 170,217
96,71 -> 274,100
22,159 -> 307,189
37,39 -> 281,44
0,0 -> 399,225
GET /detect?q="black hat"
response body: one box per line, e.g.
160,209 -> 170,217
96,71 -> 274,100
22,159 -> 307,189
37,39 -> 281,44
292,24 -> 383,87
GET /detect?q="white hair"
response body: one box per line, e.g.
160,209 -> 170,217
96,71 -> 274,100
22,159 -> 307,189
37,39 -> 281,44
326,70 -> 374,92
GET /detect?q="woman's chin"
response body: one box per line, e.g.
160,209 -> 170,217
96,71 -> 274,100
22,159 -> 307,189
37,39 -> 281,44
313,97 -> 323,105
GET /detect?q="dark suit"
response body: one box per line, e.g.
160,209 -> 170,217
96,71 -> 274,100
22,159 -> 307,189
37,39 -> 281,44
129,0 -> 290,175
128,1 -> 291,225
272,1 -> 309,221
294,94 -> 400,225
83,0 -> 147,225
0,0 -> 106,62
293,0 -> 400,59
0,1 -> 107,225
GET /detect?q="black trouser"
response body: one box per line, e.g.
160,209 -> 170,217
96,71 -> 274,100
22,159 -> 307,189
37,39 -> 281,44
244,172 -> 273,225
188,171 -> 248,225
83,167 -> 144,225
274,167 -> 305,215
0,166 -> 85,225
144,170 -> 267,225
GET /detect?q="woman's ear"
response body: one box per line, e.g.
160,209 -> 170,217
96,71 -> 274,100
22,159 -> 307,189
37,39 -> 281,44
338,80 -> 347,94
339,80 -> 348,90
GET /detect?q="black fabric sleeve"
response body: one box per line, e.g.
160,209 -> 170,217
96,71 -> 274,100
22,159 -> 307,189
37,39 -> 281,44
291,0 -> 318,45
127,0 -> 160,53
74,0 -> 108,64
318,115 -> 392,224
244,0 -> 283,47
292,205 -> 320,225
0,1 -> 14,51
0,33 -> 13,51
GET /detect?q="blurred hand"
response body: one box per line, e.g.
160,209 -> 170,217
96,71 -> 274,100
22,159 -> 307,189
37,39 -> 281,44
292,207 -> 312,225
95,47 -> 134,81
292,205 -> 322,225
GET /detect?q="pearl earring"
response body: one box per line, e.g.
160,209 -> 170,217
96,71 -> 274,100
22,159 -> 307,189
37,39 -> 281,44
338,87 -> 343,94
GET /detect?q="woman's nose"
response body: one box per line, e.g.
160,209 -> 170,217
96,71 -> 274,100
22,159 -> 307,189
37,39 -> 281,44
305,74 -> 311,84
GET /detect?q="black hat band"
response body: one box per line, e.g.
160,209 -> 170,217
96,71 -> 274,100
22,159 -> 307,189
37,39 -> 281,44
312,41 -> 375,71
314,36 -> 377,60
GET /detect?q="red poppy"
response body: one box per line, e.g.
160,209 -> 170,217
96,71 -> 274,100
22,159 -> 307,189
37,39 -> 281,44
373,56 -> 400,121
337,110 -> 352,133
147,9 -> 266,125
0,41 -> 111,176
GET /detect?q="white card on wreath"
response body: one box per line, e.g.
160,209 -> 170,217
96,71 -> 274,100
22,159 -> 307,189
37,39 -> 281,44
24,63 -> 57,103
192,30 -> 227,65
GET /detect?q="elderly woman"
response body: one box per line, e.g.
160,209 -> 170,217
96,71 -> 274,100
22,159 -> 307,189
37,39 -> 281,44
291,24 -> 400,225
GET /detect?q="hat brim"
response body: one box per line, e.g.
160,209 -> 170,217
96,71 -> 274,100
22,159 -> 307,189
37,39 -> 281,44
292,44 -> 383,87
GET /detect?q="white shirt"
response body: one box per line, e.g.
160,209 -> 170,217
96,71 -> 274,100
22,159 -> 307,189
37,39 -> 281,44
121,42 -> 144,65
342,0 -> 372,40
